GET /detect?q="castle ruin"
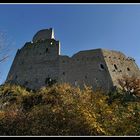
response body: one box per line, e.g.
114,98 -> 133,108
6,28 -> 140,91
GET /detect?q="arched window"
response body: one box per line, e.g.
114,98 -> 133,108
99,63 -> 105,70
114,64 -> 118,70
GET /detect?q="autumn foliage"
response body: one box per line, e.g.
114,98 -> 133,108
118,76 -> 140,98
0,81 -> 140,136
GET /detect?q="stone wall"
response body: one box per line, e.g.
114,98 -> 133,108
6,38 -> 60,90
102,49 -> 140,87
59,49 -> 113,91
6,28 -> 140,91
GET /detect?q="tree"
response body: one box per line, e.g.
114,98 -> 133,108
0,32 -> 9,64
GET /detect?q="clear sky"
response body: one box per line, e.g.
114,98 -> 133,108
0,3 -> 140,84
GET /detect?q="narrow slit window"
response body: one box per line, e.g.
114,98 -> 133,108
114,64 -> 118,70
46,48 -> 49,53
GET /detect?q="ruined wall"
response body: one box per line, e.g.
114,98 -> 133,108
6,28 -> 140,91
102,49 -> 140,87
59,49 -> 113,91
6,38 -> 60,90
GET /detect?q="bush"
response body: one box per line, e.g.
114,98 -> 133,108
118,76 -> 140,98
0,83 -> 139,135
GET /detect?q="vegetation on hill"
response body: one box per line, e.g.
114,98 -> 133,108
0,76 -> 140,136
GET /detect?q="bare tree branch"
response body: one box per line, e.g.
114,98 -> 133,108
0,55 -> 9,63
0,31 -> 10,64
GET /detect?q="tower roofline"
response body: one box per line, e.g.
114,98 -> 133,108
32,28 -> 55,43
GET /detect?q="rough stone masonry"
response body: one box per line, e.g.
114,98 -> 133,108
6,28 -> 140,91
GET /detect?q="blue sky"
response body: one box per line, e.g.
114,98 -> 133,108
0,3 -> 140,84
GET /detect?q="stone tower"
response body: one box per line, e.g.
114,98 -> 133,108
6,28 -> 60,89
6,28 -> 140,91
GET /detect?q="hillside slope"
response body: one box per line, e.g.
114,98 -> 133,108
0,83 -> 140,136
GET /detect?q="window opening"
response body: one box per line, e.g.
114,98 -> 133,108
99,64 -> 105,70
114,64 -> 118,70
127,67 -> 130,71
